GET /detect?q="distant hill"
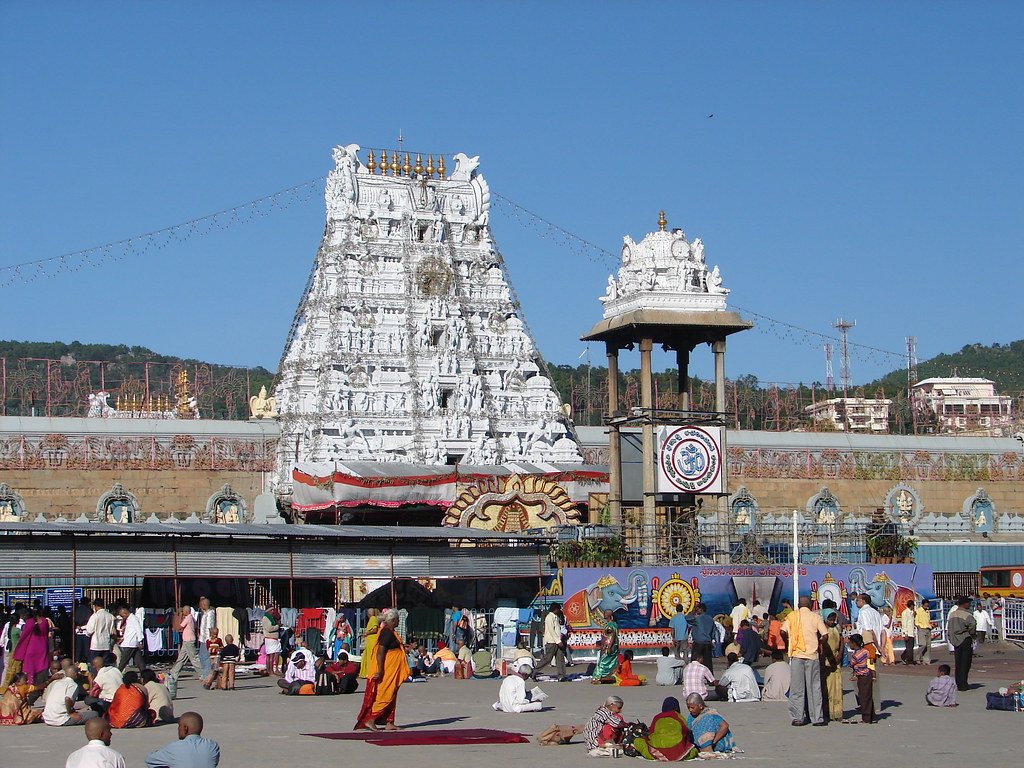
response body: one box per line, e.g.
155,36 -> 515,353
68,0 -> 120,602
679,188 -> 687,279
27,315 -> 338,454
0,340 -> 273,419
865,339 -> 1024,395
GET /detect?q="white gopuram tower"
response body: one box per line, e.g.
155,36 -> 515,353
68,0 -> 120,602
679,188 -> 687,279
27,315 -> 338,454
273,144 -> 582,493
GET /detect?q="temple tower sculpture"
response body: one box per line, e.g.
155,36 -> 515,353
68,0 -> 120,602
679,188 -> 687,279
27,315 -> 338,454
583,212 -> 752,562
273,145 -> 581,494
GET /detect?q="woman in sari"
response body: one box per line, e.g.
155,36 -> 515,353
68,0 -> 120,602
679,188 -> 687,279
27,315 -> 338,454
584,695 -> 625,756
820,610 -> 845,722
106,671 -> 152,729
591,610 -> 619,683
0,672 -> 43,725
354,609 -> 409,731
631,696 -> 698,761
684,694 -> 738,754
358,608 -> 380,679
13,607 -> 51,686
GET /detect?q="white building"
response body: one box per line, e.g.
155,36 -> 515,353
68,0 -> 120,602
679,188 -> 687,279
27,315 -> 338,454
912,377 -> 1013,434
804,397 -> 892,433
272,145 -> 582,493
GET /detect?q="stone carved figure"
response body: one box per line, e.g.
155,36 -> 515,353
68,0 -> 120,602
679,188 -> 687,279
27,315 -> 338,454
706,265 -> 726,294
450,152 -> 480,181
249,386 -> 277,419
690,237 -> 705,265
600,275 -> 618,303
87,391 -> 116,418
337,418 -> 372,454
325,144 -> 361,219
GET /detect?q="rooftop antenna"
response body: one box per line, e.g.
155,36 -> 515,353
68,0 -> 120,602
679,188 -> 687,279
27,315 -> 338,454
824,343 -> 834,393
833,318 -> 855,398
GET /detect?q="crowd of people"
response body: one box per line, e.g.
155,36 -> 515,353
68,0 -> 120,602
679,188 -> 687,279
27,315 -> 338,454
0,590 -> 1006,764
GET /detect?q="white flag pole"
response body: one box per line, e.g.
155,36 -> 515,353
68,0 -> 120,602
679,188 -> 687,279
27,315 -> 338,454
792,509 -> 800,605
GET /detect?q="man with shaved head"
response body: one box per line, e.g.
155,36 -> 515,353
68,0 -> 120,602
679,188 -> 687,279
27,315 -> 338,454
145,710 -> 220,767
65,717 -> 125,768
780,596 -> 828,727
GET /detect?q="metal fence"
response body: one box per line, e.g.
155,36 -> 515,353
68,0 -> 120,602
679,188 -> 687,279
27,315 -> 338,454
1003,598 -> 1024,643
554,519 -> 899,567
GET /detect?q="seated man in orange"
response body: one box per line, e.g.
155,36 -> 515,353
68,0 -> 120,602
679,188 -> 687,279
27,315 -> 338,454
107,670 -> 152,728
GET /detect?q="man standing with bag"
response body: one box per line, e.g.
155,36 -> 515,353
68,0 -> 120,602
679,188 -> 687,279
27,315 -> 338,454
947,597 -> 977,691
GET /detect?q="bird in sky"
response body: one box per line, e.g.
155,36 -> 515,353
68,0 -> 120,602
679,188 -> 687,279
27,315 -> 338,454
706,113 -> 714,119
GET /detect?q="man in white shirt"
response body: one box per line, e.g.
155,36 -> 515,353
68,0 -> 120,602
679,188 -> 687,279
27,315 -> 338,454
718,653 -> 760,702
655,646 -> 685,685
196,596 -> 217,681
493,664 -> 543,712
729,600 -> 749,636
44,667 -> 97,726
973,604 -> 993,643
116,605 -> 145,671
85,599 -> 116,663
66,717 -> 125,768
761,650 -> 791,701
531,604 -> 567,681
855,593 -> 884,643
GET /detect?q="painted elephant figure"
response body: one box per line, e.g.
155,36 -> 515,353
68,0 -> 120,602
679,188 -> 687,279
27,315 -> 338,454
587,571 -> 650,619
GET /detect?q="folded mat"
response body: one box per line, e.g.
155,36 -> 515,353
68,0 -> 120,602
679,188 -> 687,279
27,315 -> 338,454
304,728 -> 529,746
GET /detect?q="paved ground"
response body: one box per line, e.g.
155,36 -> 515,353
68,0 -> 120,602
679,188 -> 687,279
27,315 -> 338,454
6,643 -> 1023,767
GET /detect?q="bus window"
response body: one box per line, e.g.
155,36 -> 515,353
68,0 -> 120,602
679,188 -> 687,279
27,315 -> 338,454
981,570 -> 1010,588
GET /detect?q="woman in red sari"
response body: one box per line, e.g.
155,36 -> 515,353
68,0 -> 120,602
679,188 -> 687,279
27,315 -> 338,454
107,671 -> 152,729
354,609 -> 409,731
12,607 -> 52,685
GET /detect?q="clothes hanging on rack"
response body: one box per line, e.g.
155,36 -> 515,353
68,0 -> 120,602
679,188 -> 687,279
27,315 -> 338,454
215,607 -> 239,643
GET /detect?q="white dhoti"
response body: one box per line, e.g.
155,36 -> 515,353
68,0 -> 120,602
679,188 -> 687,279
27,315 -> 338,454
264,638 -> 281,654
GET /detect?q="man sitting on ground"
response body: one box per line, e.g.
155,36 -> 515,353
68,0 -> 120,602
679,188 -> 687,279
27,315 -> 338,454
278,652 -> 315,695
655,646 -> 685,686
471,647 -> 495,679
683,649 -> 723,701
44,666 -> 96,726
318,652 -> 359,694
718,652 -> 760,702
493,664 -> 545,712
926,664 -> 958,707
65,717 -> 126,768
87,655 -> 122,715
145,711 -> 220,768
761,650 -> 791,701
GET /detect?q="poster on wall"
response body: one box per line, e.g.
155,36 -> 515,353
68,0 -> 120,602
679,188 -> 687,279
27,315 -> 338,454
656,426 -> 724,494
554,564 -> 932,649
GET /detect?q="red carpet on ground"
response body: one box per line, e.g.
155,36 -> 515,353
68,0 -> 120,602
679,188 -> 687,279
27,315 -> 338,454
303,728 -> 530,746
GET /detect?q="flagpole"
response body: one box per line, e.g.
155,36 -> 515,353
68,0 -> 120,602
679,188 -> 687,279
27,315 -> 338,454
792,509 -> 800,605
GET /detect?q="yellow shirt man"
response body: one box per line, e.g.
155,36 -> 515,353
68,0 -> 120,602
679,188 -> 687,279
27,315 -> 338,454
914,606 -> 931,629
782,607 -> 827,660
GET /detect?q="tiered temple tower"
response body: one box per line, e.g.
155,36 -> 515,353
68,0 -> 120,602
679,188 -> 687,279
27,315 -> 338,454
273,144 -> 581,493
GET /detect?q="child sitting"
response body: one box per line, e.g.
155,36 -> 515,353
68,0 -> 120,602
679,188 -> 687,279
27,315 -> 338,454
925,664 -> 957,707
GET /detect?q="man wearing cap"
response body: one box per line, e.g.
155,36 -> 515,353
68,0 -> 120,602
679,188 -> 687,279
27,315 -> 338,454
278,651 -> 315,695
493,663 -> 543,712
946,597 -> 977,691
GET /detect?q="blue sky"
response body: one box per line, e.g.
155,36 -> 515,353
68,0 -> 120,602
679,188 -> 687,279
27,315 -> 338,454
2,2 -> 1021,386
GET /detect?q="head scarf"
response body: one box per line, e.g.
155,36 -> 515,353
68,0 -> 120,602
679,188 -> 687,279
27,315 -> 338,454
821,608 -> 836,621
662,696 -> 681,713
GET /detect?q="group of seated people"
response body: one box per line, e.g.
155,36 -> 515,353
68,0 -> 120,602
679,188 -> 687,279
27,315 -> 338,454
585,694 -> 738,759
0,655 -> 175,728
656,644 -> 793,704
277,647 -> 360,695
404,640 -> 496,680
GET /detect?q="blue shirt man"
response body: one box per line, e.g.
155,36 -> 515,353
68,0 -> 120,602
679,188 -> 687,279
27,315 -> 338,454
668,606 -> 689,660
146,712 -> 220,768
